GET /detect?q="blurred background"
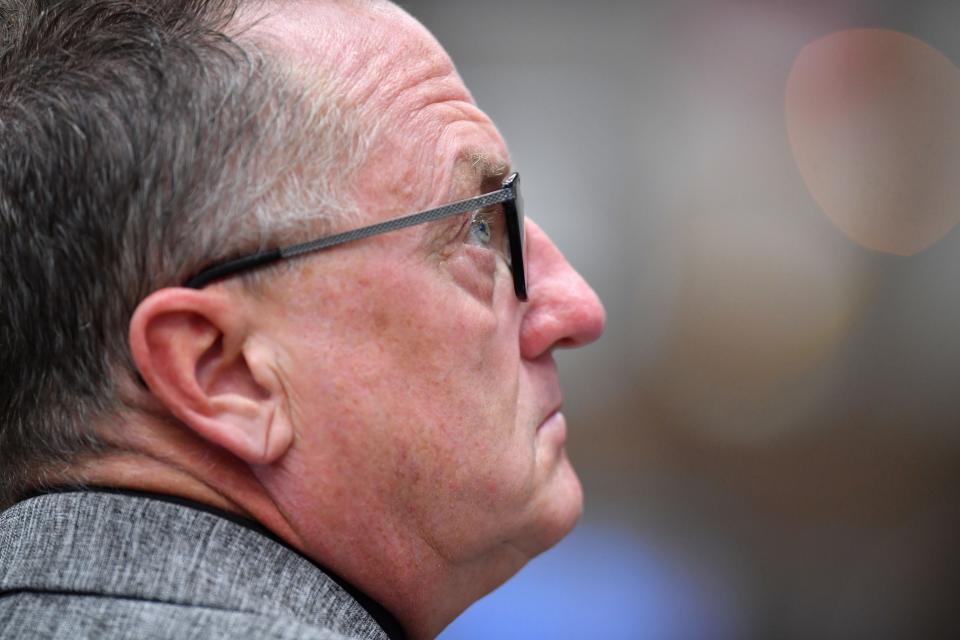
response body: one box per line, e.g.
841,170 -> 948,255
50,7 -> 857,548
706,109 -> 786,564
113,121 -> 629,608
400,0 -> 960,638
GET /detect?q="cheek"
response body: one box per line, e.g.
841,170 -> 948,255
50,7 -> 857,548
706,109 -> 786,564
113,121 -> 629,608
288,261 -> 522,450
273,256 -> 536,556
386,305 -> 540,552
375,279 -> 531,502
443,247 -> 499,306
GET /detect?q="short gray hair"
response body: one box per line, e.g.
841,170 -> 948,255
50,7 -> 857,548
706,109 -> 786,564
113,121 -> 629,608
0,0 -> 369,507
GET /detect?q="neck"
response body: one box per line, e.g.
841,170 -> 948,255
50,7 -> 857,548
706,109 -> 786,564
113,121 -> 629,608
256,461 -> 530,640
62,413 -> 522,640
60,413 -> 307,552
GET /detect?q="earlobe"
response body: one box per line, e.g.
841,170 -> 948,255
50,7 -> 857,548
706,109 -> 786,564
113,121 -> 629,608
129,288 -> 293,465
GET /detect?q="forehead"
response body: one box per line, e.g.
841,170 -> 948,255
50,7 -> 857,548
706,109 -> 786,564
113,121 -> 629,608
240,2 -> 445,101
240,0 -> 510,206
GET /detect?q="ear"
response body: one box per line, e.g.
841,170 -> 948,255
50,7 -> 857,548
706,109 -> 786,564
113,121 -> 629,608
128,287 -> 293,465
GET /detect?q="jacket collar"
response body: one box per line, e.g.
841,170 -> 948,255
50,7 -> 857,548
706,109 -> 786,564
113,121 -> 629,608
0,490 -> 399,639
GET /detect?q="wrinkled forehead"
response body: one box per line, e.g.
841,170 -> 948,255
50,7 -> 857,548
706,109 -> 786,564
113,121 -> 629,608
235,0 -> 466,113
233,0 -> 510,209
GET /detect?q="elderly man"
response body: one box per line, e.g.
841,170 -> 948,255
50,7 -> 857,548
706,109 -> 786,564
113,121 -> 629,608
0,1 -> 604,638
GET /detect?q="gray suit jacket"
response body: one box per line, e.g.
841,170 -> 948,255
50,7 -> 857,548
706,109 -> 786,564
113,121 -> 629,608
0,491 -> 394,639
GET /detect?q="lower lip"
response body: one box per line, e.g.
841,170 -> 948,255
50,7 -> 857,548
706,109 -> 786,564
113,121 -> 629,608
537,410 -> 567,441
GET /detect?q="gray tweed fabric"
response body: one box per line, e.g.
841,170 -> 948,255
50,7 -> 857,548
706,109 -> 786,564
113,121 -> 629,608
0,492 -> 390,639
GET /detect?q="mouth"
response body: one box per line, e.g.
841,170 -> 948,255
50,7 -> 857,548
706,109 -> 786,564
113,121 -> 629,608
535,380 -> 564,426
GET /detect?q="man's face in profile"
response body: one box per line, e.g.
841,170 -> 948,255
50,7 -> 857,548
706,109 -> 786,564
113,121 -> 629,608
241,0 -> 604,588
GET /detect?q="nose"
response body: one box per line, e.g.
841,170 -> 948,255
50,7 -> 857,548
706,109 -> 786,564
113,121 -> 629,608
519,219 -> 606,360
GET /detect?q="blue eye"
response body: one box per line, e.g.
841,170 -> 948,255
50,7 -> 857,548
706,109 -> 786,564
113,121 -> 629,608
468,213 -> 493,246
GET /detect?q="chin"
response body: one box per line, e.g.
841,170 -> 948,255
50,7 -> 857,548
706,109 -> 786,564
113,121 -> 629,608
528,454 -> 584,556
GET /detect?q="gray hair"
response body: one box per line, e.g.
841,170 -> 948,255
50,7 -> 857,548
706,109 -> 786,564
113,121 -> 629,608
0,0 -> 369,508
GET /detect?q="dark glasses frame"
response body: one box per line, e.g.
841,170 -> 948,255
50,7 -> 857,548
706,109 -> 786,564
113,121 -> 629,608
184,172 -> 527,300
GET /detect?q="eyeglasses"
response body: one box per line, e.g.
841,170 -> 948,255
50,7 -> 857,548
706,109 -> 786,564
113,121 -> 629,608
185,172 -> 527,300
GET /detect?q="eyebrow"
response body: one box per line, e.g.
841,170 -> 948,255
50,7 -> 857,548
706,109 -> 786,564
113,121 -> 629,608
448,149 -> 511,201
469,151 -> 511,180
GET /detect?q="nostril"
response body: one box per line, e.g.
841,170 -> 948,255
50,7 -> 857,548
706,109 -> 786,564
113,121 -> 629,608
519,287 -> 606,359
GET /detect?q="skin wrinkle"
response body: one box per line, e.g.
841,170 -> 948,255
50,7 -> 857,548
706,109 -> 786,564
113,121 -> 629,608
243,1 -> 438,129
14,3 -> 606,639
342,17 -> 491,213
428,107 -> 504,186
80,417 -> 257,520
421,148 -> 512,259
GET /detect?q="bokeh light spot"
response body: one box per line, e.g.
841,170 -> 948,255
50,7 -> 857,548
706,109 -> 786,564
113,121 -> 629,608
786,28 -> 960,256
